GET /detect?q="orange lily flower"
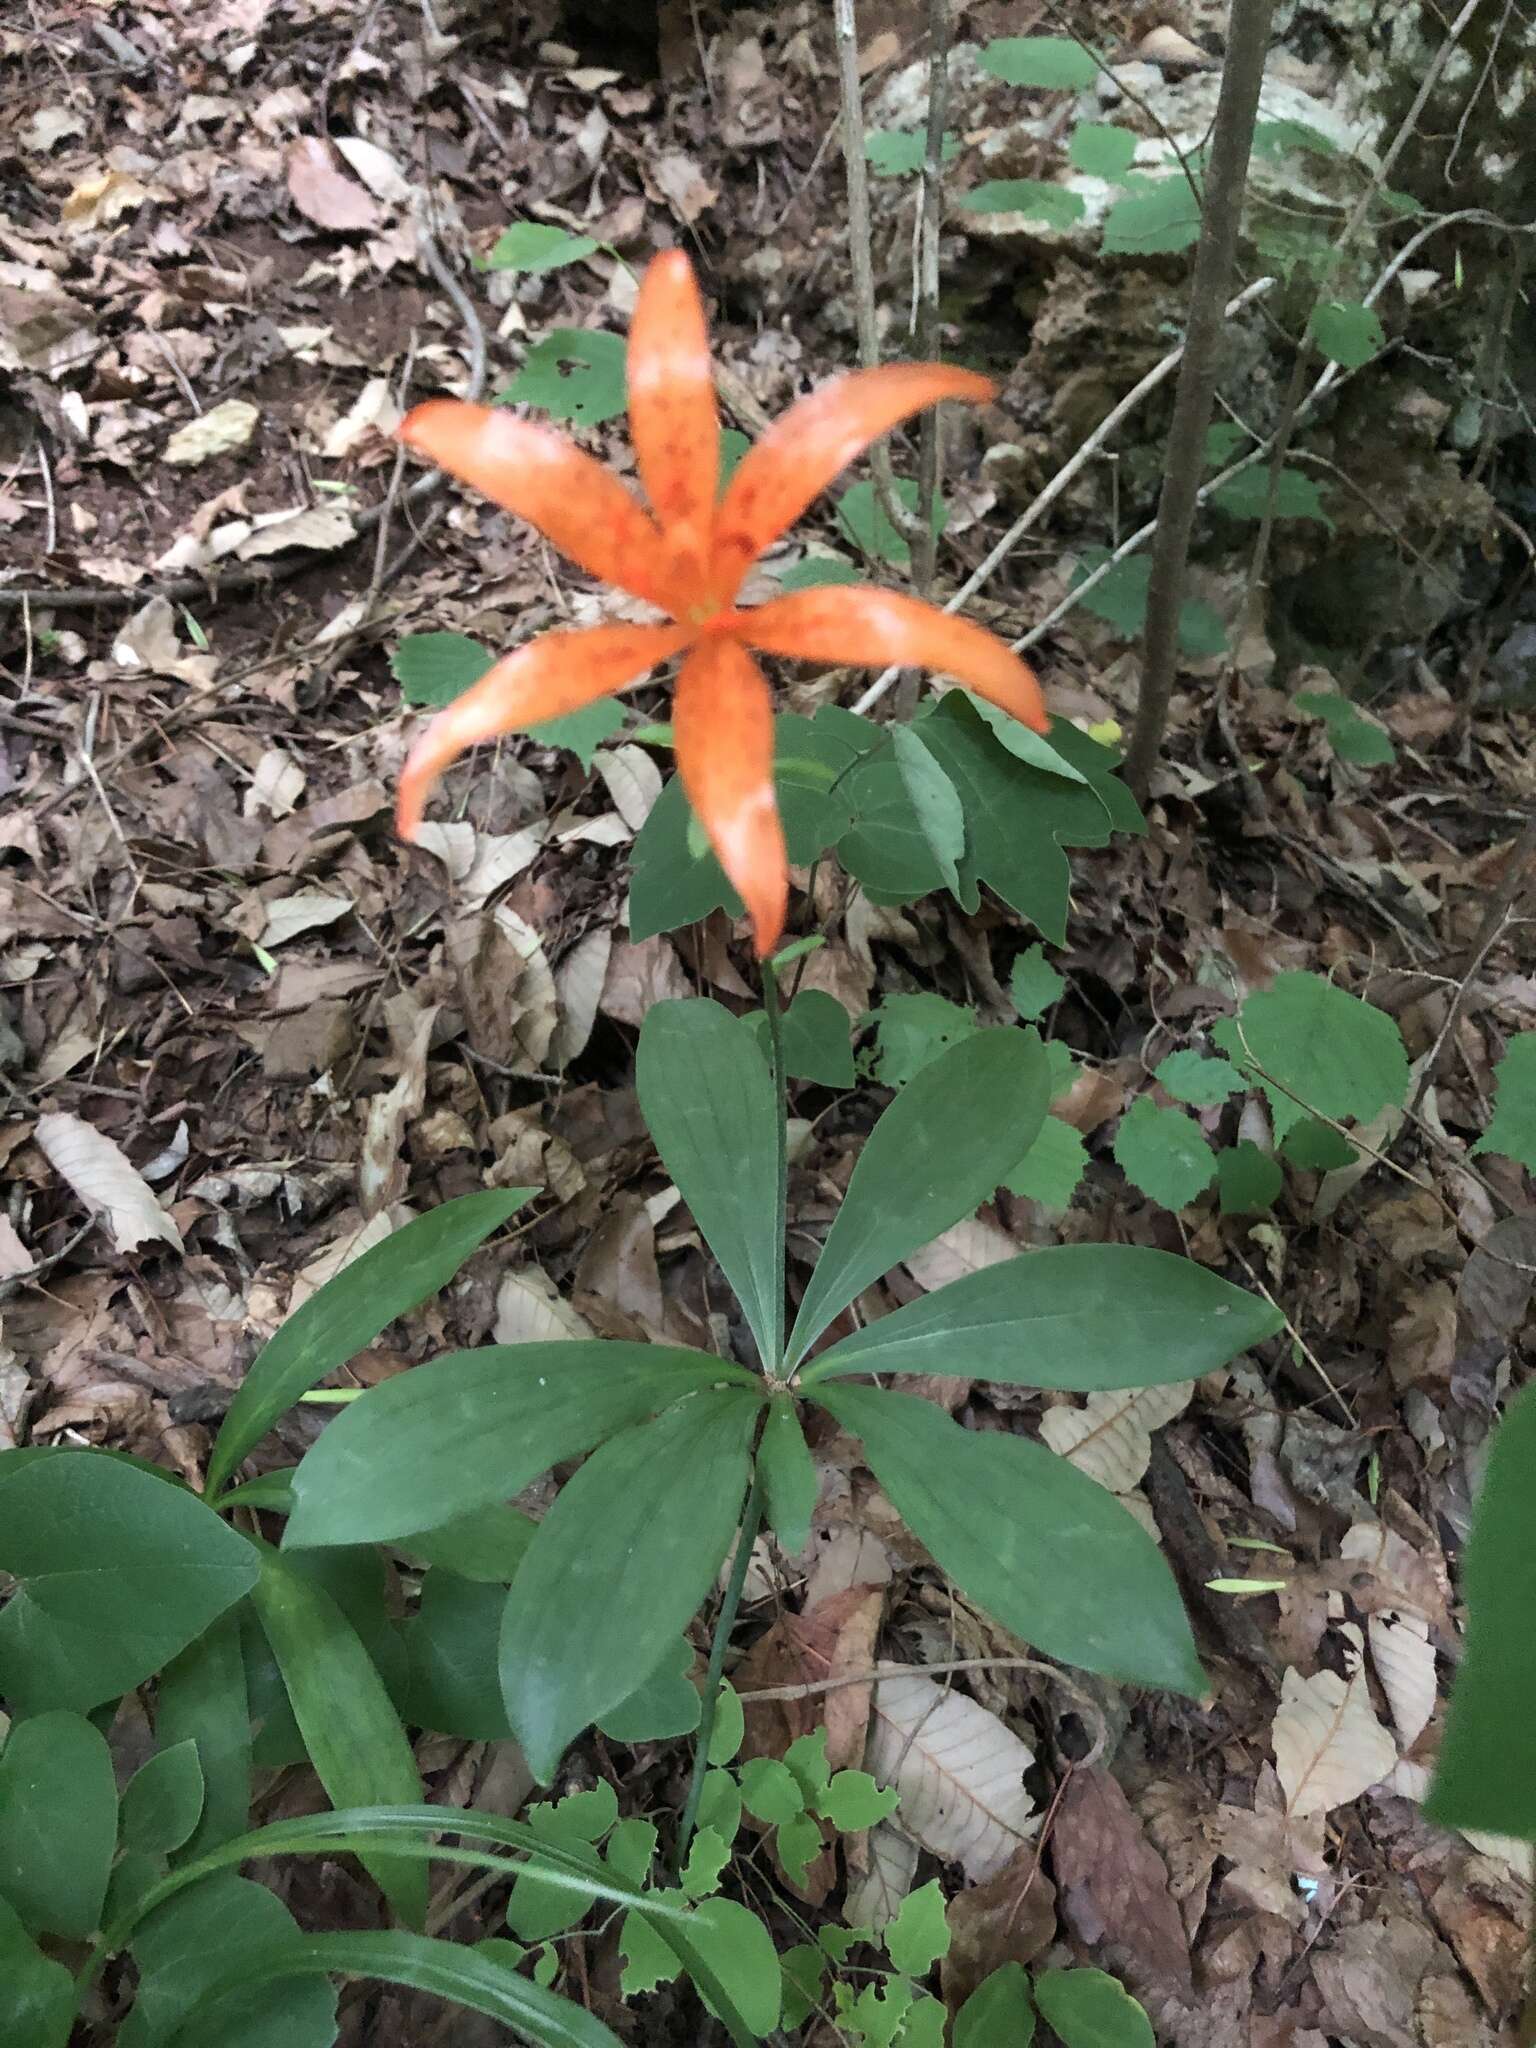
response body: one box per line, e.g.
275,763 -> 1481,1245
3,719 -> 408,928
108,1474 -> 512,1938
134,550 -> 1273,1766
395,250 -> 1046,957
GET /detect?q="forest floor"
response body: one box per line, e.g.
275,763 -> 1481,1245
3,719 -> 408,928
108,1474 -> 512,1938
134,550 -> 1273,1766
2,1 -> 1534,2043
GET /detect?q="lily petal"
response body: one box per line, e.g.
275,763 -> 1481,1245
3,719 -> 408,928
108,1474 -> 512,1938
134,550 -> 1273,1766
398,401 -> 671,608
628,250 -> 719,551
674,634 -> 786,958
397,622 -> 690,839
712,364 -> 995,600
737,587 -> 1048,732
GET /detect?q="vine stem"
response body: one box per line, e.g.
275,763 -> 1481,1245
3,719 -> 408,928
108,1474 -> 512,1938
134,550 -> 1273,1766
674,1466 -> 766,1878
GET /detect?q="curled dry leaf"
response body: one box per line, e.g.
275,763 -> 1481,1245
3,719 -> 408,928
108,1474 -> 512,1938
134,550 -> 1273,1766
1040,1381 -> 1195,1494
286,135 -> 382,231
321,375 -> 402,458
1367,1610 -> 1436,1748
867,1671 -> 1038,1883
35,1111 -> 184,1256
258,891 -> 353,950
548,929 -> 613,1070
1273,1633 -> 1397,1818
236,503 -> 358,559
358,1006 -> 434,1219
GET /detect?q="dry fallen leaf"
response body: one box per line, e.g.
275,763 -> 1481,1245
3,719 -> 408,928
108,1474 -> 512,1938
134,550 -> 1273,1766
1054,1768 -> 1194,1999
548,929 -> 613,1069
112,596 -> 217,687
321,375 -> 402,457
842,1822 -> 918,1930
594,745 -> 663,832
163,398 -> 260,467
1273,1632 -> 1397,1818
494,1268 -> 595,1345
332,135 -> 413,206
35,1112 -> 184,1256
867,1672 -> 1038,1882
62,167 -> 150,234
1367,1610 -> 1437,1748
236,503 -> 358,559
941,1842 -> 1057,2012
358,1005 -> 434,1218
286,136 -> 382,231
903,1215 -> 1016,1290
258,891 -> 353,949
1040,1382 -> 1195,1493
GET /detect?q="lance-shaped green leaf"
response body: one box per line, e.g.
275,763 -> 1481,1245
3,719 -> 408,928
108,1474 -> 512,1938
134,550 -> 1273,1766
502,1390 -> 761,1782
788,1028 -> 1050,1365
250,1546 -> 426,1928
804,1244 -> 1281,1386
637,1001 -> 784,1368
206,1189 -> 531,1500
285,1342 -> 752,1549
811,1385 -> 1204,1696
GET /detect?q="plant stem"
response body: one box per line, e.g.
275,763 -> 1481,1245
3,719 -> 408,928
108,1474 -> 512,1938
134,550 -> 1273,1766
673,1466 -> 766,1878
762,957 -> 790,1377
1123,0 -> 1276,801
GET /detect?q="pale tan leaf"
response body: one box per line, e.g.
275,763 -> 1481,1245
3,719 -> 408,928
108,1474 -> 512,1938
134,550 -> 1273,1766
1039,1382 -> 1194,1493
867,1671 -> 1038,1883
163,398 -> 260,466
286,136 -> 381,231
494,1268 -> 595,1345
35,1111 -> 184,1255
594,744 -> 662,832
903,1215 -> 1016,1291
332,136 -> 413,206
358,1006 -> 434,1219
288,1209 -> 395,1310
842,1821 -> 919,1931
321,375 -> 402,457
1367,1611 -> 1436,1747
111,595 -> 217,686
1273,1641 -> 1396,1818
259,890 -> 352,949
236,503 -> 357,559
549,929 -> 613,1069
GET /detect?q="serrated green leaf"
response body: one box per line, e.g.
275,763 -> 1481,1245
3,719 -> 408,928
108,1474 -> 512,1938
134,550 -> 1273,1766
391,631 -> 493,708
1005,1114 -> 1088,1207
884,1877 -> 949,1976
818,1770 -> 899,1832
606,1817 -> 658,1888
1309,299 -> 1385,369
482,222 -> 598,272
1280,1118 -> 1356,1171
1474,1032 -> 1536,1169
1102,177 -> 1202,255
978,34 -> 1099,87
865,128 -> 961,176
1216,1141 -> 1283,1215
1211,467 -> 1333,528
1068,123 -> 1137,178
739,1758 -> 805,1826
1114,1098 -> 1217,1208
1292,690 -> 1395,767
1154,1050 -> 1244,1106
1010,943 -> 1065,1020
959,179 -> 1087,229
1231,971 -> 1409,1123
499,328 -> 628,426
680,1825 -> 731,1899
775,1811 -> 823,1890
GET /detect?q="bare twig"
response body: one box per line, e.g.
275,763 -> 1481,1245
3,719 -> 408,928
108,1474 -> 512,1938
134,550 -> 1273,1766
909,0 -> 951,609
1124,0 -> 1277,799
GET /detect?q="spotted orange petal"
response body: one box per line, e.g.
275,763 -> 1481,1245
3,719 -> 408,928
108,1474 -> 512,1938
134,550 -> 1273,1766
711,364 -> 995,601
398,400 -> 671,609
628,251 -> 719,552
397,621 -> 690,840
737,586 -> 1048,733
673,634 -> 786,958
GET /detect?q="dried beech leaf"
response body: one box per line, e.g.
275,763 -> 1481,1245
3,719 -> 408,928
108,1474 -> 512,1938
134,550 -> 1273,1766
493,1268 -> 595,1345
1273,1641 -> 1396,1818
286,136 -> 382,231
237,503 -> 357,559
1039,1382 -> 1194,1493
842,1821 -> 918,1930
867,1672 -> 1038,1882
1367,1610 -> 1437,1748
35,1111 -> 184,1255
549,929 -> 613,1069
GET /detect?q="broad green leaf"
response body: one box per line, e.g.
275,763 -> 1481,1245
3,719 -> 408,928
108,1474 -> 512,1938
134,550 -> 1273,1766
1034,1966 -> 1154,2047
781,1944 -> 825,2030
955,1963 -> 1035,2047
403,1572 -> 512,1741
1071,550 -> 1225,655
1252,117 -> 1338,158
597,1637 -> 702,1743
124,1872 -> 337,2048
638,1000 -> 784,1367
1155,1050 -> 1244,1106
1292,690 -> 1395,766
169,1927 -> 616,2048
122,1741 -> 205,1858
884,1877 -> 949,1976
0,1894 -> 73,2048
391,631 -> 493,708
1113,1098 -> 1218,1208
835,477 -> 945,569
757,1399 -> 818,1553
789,1026 -> 1049,1364
1005,1115 -> 1088,1208
1068,123 -> 1136,178
696,1771 -> 742,1845
865,127 -> 961,176
207,1190 -> 529,1500
1010,943 -> 1064,1020
1280,1118 -> 1356,1171
482,222 -> 598,272
1211,467 -> 1333,528
606,1817 -> 659,1886
506,1795 -> 610,1942
1217,1142 -> 1283,1215
806,1244 -> 1277,1387
810,1386 -> 1205,1694
1308,299 -> 1384,369
745,988 -> 855,1089
284,1340 -> 745,1547
778,553 -> 861,591
1427,1380 -> 1536,1838
867,992 -> 979,1088
1102,177 -> 1203,256
0,1451 -> 257,1689
891,724 -> 965,894
250,1546 -> 426,1928
1226,971 -> 1408,1123
620,1903 -> 683,1996
818,1770 -> 899,1831
1473,1032 -> 1536,1170
0,1587 -> 164,1716
499,328 -> 628,426
959,180 -> 1086,229
688,1895 -> 782,2038
977,34 -> 1099,87
530,697 -> 626,767
738,1758 -> 804,1825
680,1826 -> 730,1898
707,1680 -> 745,1765
501,1391 -> 761,1780
396,1501 -> 538,1582
0,1709 -> 117,1938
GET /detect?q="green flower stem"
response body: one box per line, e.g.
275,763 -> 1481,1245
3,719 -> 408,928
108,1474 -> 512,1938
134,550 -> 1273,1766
674,1465 -> 765,1878
761,959 -> 790,1377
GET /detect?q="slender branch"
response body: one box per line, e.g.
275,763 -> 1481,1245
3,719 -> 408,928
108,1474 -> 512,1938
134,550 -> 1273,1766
1124,0 -> 1276,799
833,0 -> 926,548
909,0 -> 951,608
673,1468 -> 766,1877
